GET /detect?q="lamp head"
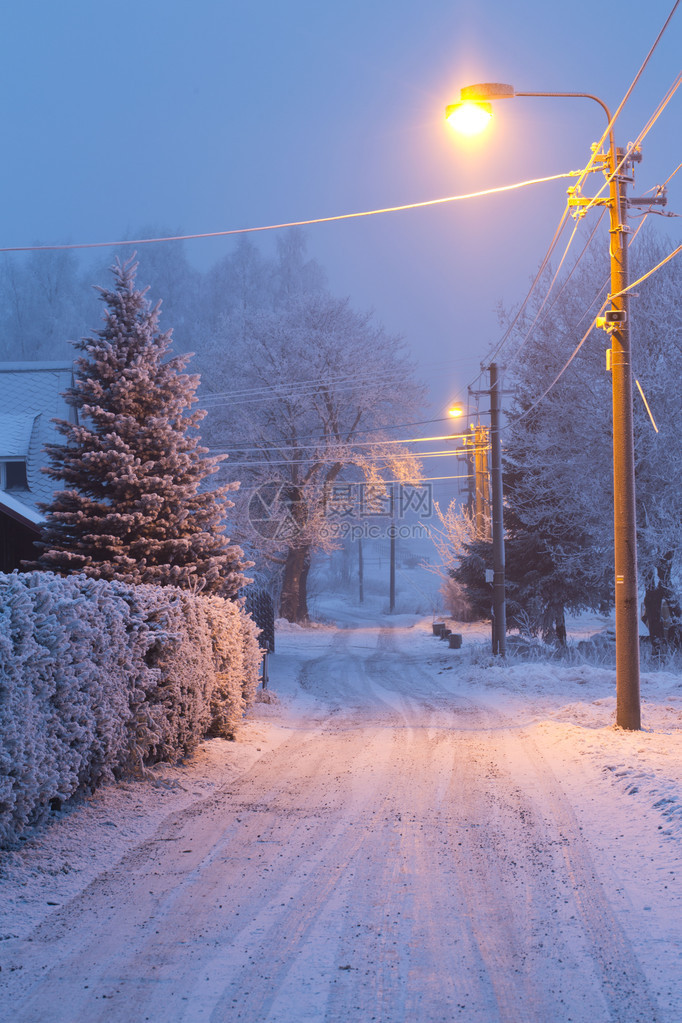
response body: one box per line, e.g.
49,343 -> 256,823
445,83 -> 515,135
445,101 -> 492,135
460,83 -> 515,102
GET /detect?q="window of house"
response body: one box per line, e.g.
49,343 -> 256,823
1,461 -> 28,490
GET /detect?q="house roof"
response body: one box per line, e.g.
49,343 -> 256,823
0,413 -> 38,458
0,361 -> 75,520
0,488 -> 43,528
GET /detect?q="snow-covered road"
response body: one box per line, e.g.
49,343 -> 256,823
2,611 -> 681,1022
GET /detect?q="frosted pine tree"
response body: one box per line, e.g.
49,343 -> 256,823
35,257 -> 248,596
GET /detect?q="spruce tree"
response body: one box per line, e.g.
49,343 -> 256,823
35,257 -> 248,596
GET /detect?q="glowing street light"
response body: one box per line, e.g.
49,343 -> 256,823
445,82 -> 515,135
448,404 -> 464,418
445,101 -> 492,135
447,81 -> 642,729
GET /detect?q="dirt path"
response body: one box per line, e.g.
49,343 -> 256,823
2,624 -> 664,1022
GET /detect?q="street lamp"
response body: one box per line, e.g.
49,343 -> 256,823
445,100 -> 493,135
447,82 -> 641,729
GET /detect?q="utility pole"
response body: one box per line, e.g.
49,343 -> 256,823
389,520 -> 396,613
604,145 -> 641,729
446,82 -> 652,726
465,426 -> 475,520
489,362 -> 506,656
358,537 -> 364,605
468,376 -> 505,653
473,426 -> 490,540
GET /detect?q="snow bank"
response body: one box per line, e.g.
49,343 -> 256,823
0,571 -> 261,847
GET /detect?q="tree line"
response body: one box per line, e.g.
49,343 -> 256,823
3,231 -> 424,620
450,231 -> 682,649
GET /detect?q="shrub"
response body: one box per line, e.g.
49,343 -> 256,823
0,571 -> 261,847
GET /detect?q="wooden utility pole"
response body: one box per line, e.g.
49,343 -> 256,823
473,426 -> 490,540
605,144 -> 641,729
358,537 -> 364,605
489,362 -> 506,656
447,82 -> 646,724
389,517 -> 396,612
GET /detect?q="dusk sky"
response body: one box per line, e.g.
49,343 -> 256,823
1,0 -> 680,440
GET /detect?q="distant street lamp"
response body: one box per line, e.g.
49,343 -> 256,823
447,82 -> 642,728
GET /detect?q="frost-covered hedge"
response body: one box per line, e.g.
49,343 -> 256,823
0,571 -> 261,847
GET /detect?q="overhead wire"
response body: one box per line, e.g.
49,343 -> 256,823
213,140 -> 679,459
505,235 -> 682,428
474,10 -> 682,424
212,432 -> 469,455
578,71 -> 682,220
469,197 -> 598,392
215,414 -> 473,448
8,9 -> 672,471
505,308 -> 605,427
203,370 -> 407,390
612,241 -> 682,299
471,0 -> 680,394
217,450 -> 467,469
0,173 -> 577,255
633,72 -> 682,146
502,212 -> 606,374
570,0 -> 680,200
202,378 -> 406,409
468,142 -> 603,384
476,109 -> 673,383
200,367 -> 406,402
476,203 -> 573,374
232,473 -> 472,494
220,235 -> 678,481
516,211 -> 606,340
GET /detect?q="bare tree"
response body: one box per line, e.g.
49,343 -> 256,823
206,292 -> 425,621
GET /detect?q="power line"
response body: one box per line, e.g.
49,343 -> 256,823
202,377 -> 407,409
506,239 -> 682,426
200,369 -> 404,402
579,71 -> 682,219
474,3 -> 681,386
506,309 -> 604,426
504,211 -> 607,373
212,432 -> 469,455
612,241 -> 682,299
211,414 -> 466,451
0,173 -> 577,254
218,449 -> 466,469
479,203 -> 573,373
231,473 -> 472,496
512,157 -> 682,388
571,0 -> 681,198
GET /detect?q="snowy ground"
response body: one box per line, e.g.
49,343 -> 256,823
2,591 -> 682,1022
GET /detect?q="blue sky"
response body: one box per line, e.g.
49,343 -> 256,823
1,0 -> 680,455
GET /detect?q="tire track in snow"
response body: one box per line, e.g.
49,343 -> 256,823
513,724 -> 663,1023
363,638 -> 662,1023
3,621 -> 665,1022
8,632 -> 413,1023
